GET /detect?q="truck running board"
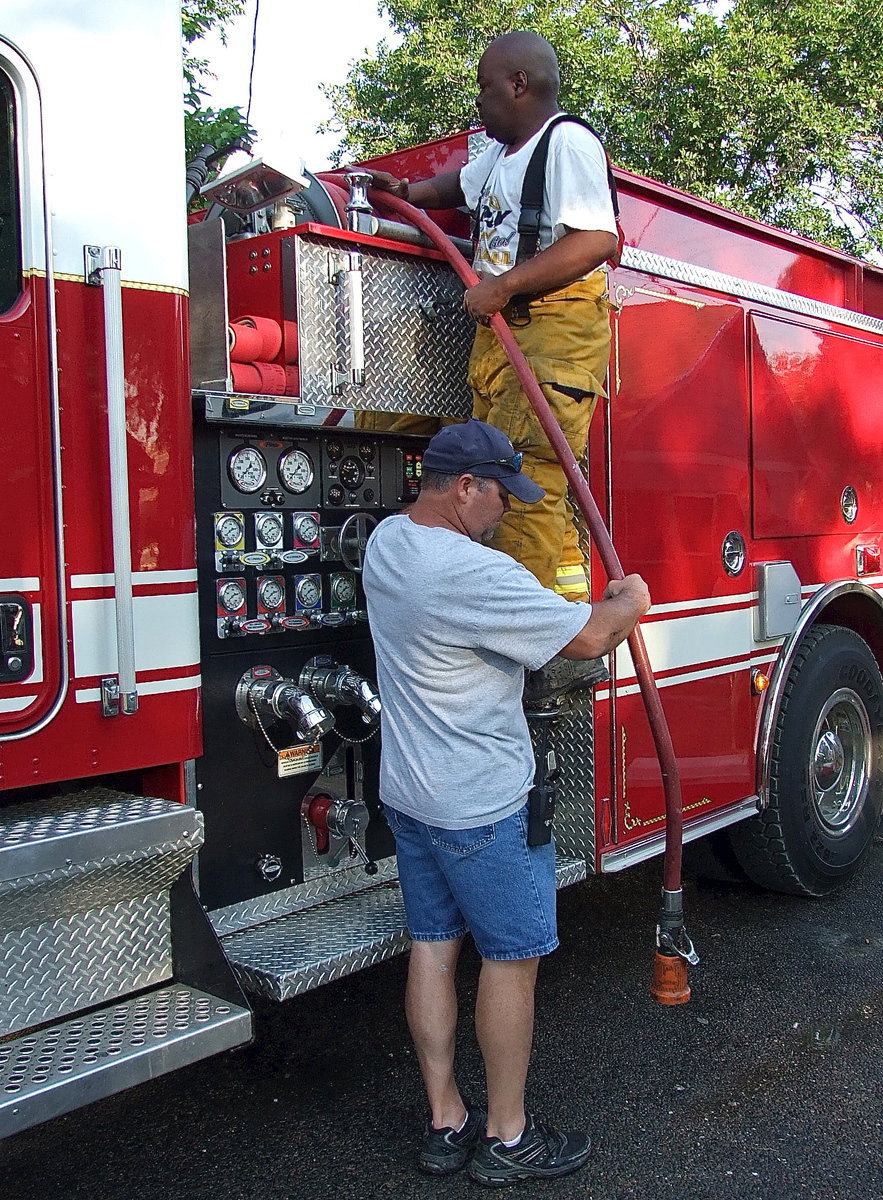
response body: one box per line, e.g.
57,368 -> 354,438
0,983 -> 250,1138
221,856 -> 588,1000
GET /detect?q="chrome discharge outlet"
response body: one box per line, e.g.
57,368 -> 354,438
235,666 -> 335,741
300,655 -> 381,724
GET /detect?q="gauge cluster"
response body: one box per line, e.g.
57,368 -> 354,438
205,427 -> 425,642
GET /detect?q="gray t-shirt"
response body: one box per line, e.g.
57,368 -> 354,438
363,514 -> 590,829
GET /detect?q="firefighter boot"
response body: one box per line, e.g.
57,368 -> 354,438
524,654 -> 609,706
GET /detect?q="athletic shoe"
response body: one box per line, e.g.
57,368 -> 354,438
417,1102 -> 486,1175
468,1113 -> 592,1187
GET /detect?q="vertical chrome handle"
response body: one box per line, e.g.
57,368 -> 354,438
86,244 -> 138,716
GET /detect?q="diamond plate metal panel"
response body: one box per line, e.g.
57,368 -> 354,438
209,857 -> 399,936
223,857 -> 589,999
0,842 -> 198,931
529,694 -> 596,862
0,788 -> 203,883
0,985 -> 251,1138
295,234 -> 473,416
1,895 -> 172,1037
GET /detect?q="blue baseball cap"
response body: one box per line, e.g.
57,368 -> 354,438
422,419 -> 545,503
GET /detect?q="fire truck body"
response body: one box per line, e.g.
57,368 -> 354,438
3,0 -> 883,1137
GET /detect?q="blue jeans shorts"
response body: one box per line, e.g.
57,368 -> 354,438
384,801 -> 558,961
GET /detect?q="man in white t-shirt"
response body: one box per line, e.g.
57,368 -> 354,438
363,419 -> 650,1185
365,31 -> 619,607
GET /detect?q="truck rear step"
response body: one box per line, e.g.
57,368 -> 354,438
221,855 -> 587,1000
0,983 -> 250,1137
0,788 -> 252,1137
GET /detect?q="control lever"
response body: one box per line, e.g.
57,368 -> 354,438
306,792 -> 379,875
300,655 -> 381,725
235,665 -> 335,741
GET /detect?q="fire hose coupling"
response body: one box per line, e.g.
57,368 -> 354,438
655,888 -> 700,965
235,665 -> 335,741
300,655 -> 382,724
305,792 -> 378,875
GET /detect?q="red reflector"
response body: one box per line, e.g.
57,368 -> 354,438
857,546 -> 881,576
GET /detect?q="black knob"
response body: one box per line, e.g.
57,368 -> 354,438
365,861 -> 379,876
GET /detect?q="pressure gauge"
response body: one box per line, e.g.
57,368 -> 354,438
278,448 -> 314,494
331,574 -> 356,607
218,580 -> 246,613
255,512 -> 284,547
258,577 -> 285,611
338,456 -> 364,490
227,446 -> 267,493
295,576 -> 321,608
216,513 -> 245,548
293,514 -> 320,545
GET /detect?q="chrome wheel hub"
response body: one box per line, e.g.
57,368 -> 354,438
810,689 -> 871,835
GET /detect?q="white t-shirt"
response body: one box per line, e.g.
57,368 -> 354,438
459,115 -> 618,277
363,514 -> 590,829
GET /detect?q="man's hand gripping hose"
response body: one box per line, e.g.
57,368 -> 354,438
331,177 -> 699,1001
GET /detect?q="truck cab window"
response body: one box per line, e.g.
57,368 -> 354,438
0,71 -> 21,314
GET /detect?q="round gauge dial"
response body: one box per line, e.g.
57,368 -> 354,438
326,440 -> 343,461
358,442 -> 375,461
256,513 -> 283,545
332,574 -> 356,606
296,576 -> 321,608
293,514 -> 320,545
228,446 -> 267,494
216,513 -> 244,548
278,448 -> 314,494
218,580 -> 245,613
338,456 -> 364,490
258,577 -> 285,610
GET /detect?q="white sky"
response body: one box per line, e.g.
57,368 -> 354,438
198,0 -> 398,172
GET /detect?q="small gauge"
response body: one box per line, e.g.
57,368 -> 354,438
359,442 -> 375,461
255,512 -> 283,546
338,456 -> 364,490
258,577 -> 285,611
278,448 -> 314,494
293,514 -> 320,545
331,574 -> 356,607
327,484 -> 345,507
295,575 -> 321,608
216,513 -> 244,548
228,446 -> 267,494
218,580 -> 246,613
327,440 -> 343,461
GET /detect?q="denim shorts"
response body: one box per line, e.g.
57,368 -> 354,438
384,802 -> 558,961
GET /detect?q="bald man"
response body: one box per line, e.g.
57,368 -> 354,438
365,32 -> 619,609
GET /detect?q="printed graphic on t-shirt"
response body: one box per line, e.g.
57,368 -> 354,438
476,191 -> 514,269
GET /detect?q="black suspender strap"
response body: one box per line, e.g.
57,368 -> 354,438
514,113 -> 623,272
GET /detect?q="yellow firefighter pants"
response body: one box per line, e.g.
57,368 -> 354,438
468,272 -> 611,597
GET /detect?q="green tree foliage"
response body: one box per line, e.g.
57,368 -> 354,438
323,0 -> 883,258
183,0 -> 253,163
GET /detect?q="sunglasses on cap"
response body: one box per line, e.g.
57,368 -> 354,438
465,451 -> 524,472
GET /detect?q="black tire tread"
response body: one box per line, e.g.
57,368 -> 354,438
730,623 -> 882,897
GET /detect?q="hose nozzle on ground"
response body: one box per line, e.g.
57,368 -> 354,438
651,888 -> 699,1005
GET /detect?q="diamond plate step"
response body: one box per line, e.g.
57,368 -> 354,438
0,984 -> 251,1138
222,856 -> 587,1000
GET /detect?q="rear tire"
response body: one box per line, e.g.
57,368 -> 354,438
730,623 -> 883,896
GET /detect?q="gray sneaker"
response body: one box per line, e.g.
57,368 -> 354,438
524,655 -> 609,706
418,1102 -> 486,1175
468,1113 -> 592,1187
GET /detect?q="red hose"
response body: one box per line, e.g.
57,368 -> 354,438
366,187 -> 685,893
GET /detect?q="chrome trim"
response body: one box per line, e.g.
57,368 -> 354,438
600,795 -> 761,873
619,247 -> 883,337
89,245 -> 138,714
755,581 -> 883,804
0,38 -> 70,741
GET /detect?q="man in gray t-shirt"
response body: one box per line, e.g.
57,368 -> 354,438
363,418 -> 649,1186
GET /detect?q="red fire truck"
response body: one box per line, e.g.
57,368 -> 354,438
3,0 -> 883,1138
